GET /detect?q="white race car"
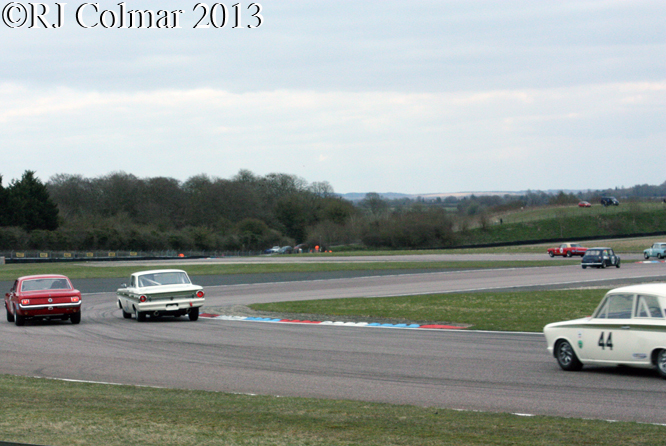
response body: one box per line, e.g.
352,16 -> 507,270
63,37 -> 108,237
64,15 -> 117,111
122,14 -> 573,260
117,269 -> 204,322
544,284 -> 666,378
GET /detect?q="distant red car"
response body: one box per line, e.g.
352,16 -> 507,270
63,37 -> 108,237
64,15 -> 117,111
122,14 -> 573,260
4,275 -> 82,326
578,201 -> 591,207
547,243 -> 588,257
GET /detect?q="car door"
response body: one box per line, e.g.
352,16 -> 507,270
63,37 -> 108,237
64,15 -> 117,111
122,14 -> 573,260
579,293 -> 636,363
600,249 -> 616,267
656,244 -> 666,257
627,294 -> 665,364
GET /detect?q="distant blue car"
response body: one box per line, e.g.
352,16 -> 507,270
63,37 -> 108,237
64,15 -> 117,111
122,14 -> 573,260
644,243 -> 666,259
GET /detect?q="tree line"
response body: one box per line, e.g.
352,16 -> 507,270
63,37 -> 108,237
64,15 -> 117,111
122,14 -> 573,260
1,169 -> 664,252
0,170 -> 359,252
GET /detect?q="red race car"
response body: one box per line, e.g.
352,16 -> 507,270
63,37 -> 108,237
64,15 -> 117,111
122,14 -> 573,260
578,201 -> 591,207
4,274 -> 82,326
547,243 -> 587,257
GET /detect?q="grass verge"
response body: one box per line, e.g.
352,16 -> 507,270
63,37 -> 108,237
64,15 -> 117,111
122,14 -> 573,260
0,260 -> 578,281
0,374 -> 663,446
249,289 -> 608,332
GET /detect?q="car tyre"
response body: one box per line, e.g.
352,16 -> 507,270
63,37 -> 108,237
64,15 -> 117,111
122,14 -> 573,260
548,252 -> 554,258
14,311 -> 25,327
121,308 -> 132,319
582,265 -> 587,269
566,251 -> 572,257
601,262 -> 606,269
70,312 -> 81,324
6,303 -> 14,323
616,259 -> 621,268
657,350 -> 666,379
659,253 -> 663,260
135,308 -> 146,322
555,340 -> 583,371
644,253 -> 650,259
189,307 -> 199,321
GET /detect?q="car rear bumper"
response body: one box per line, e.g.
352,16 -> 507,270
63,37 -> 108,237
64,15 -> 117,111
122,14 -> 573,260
17,302 -> 81,317
133,299 -> 204,313
18,302 -> 82,310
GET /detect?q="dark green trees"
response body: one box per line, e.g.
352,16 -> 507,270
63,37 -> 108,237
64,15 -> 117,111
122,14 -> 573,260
1,171 -> 59,231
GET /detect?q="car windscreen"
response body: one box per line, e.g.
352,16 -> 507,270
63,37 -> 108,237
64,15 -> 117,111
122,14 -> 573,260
584,249 -> 601,256
137,272 -> 191,287
21,278 -> 72,292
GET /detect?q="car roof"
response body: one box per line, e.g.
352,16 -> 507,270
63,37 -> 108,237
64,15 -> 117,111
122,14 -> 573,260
607,283 -> 666,296
131,269 -> 187,276
18,274 -> 70,281
586,247 -> 612,250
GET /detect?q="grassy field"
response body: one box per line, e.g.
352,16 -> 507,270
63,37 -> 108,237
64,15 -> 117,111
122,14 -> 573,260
494,202 -> 665,224
0,259 -> 580,282
249,288 -> 608,332
1,374 -> 664,446
455,204 -> 666,247
431,235 -> 660,254
312,235 -> 660,255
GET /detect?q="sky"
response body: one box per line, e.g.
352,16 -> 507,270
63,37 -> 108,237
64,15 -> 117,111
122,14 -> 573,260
0,0 -> 664,194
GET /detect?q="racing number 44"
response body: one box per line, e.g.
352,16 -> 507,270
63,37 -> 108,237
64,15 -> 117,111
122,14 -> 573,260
598,332 -> 613,350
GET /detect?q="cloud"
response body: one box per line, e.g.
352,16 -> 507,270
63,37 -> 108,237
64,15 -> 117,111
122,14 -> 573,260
0,1 -> 664,193
1,79 -> 664,192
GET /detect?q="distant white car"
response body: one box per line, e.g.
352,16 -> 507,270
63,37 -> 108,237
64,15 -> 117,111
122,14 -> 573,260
544,284 -> 666,378
116,269 -> 204,322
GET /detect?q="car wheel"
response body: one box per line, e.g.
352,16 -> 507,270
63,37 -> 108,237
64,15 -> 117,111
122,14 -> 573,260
70,312 -> 81,324
548,252 -> 554,257
582,265 -> 587,269
555,340 -> 583,371
566,251 -> 572,257
601,262 -> 606,269
119,301 -> 132,319
188,307 -> 199,321
14,310 -> 25,327
659,253 -> 663,259
644,253 -> 650,259
135,308 -> 146,322
657,350 -> 666,379
6,303 -> 14,323
616,259 -> 621,268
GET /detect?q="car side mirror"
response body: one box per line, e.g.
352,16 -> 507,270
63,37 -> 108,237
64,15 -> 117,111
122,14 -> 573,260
120,283 -> 127,288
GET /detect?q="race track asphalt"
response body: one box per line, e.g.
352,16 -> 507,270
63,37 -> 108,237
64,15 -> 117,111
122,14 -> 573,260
2,258 -> 666,423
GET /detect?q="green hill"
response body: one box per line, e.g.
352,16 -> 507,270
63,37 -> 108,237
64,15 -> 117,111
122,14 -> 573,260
460,203 -> 666,246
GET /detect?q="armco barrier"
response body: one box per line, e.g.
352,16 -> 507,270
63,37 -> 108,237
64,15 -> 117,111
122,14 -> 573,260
0,250 -> 263,264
